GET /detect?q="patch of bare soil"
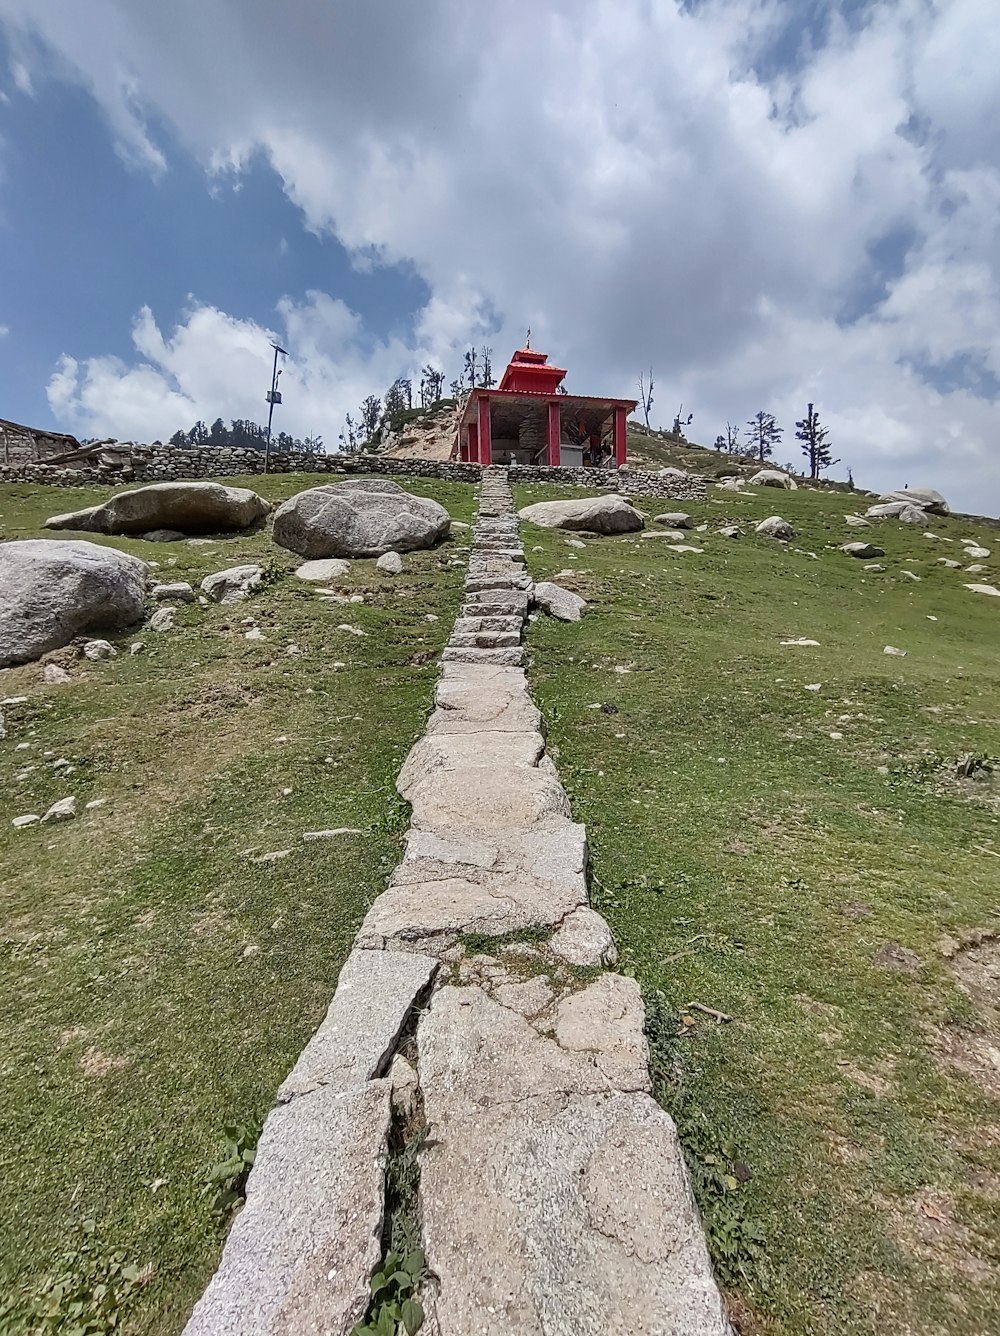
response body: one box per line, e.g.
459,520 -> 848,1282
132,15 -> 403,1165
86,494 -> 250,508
885,1185 -> 995,1286
79,1046 -> 130,1077
874,940 -> 923,972
933,929 -> 1000,1100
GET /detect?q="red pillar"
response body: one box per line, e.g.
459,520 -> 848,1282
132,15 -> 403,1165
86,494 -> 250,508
613,406 -> 627,468
477,394 -> 492,465
547,400 -> 561,467
468,422 -> 478,462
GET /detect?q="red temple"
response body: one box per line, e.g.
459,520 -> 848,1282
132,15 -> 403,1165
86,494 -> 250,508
455,342 -> 637,468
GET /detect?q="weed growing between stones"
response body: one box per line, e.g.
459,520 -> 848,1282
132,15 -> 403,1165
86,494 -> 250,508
350,1246 -> 426,1336
200,1124 -> 258,1221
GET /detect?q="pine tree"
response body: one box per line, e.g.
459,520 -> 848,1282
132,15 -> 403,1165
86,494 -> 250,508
480,347 -> 494,388
360,395 -> 382,440
745,411 -> 782,462
795,403 -> 839,479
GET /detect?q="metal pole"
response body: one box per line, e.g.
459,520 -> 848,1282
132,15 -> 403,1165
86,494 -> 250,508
264,343 -> 280,475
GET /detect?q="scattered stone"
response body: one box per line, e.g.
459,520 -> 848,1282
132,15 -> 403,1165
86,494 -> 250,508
640,529 -> 687,541
149,607 -> 176,632
897,505 -> 931,525
85,798 -> 107,810
565,537 -> 586,549
549,907 -> 618,967
845,515 -> 872,527
666,544 -> 704,554
965,563 -> 986,574
201,565 -> 263,604
864,563 -> 886,573
842,542 -> 885,559
883,646 -> 907,657
42,796 -> 77,822
43,664 -> 72,684
518,494 -> 645,535
45,481 -> 269,535
956,755 -> 990,780
12,814 -> 40,828
717,525 -> 741,538
963,544 -> 991,559
750,468 -> 797,489
140,528 -> 186,542
804,683 -> 822,692
130,642 -> 146,655
253,849 -> 292,864
273,480 -> 450,558
244,627 -> 266,641
336,623 -> 366,637
151,581 -> 196,602
82,639 -> 117,660
295,558 -> 351,582
901,570 -> 921,581
938,559 -> 961,568
756,516 -> 794,539
375,550 -> 404,575
965,583 -> 1000,597
532,581 -> 586,622
653,512 -> 692,528
781,638 -> 820,647
0,539 -> 147,668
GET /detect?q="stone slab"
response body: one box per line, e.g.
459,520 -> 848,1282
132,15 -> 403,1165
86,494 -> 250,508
183,1081 -> 390,1336
417,986 -> 731,1336
278,947 -> 437,1100
403,760 -> 569,832
549,906 -> 619,967
441,646 -> 525,667
397,731 -> 546,797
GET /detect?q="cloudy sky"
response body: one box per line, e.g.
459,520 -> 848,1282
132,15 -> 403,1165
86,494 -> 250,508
0,0 -> 997,508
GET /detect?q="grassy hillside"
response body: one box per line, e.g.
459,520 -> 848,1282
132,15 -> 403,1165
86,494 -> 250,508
0,475 -> 474,1334
516,479 -> 1000,1335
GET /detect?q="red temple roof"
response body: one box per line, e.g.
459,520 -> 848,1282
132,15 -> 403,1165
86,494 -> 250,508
498,345 -> 567,394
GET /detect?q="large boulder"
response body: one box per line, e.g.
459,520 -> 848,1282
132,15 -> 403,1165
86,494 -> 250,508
518,494 -> 644,535
45,482 -> 269,536
750,469 -> 798,490
272,480 -> 450,559
842,541 -> 885,559
755,516 -> 794,540
531,581 -> 587,622
881,487 -> 950,516
0,539 -> 147,667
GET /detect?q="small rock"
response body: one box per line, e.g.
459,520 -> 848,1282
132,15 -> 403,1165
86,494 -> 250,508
804,683 -> 822,692
756,516 -> 794,540
781,638 -> 820,647
12,814 -> 40,828
883,646 -> 907,657
965,564 -> 986,574
864,563 -> 886,573
130,642 -> 146,655
654,512 -> 692,529
938,559 -> 961,568
966,583 -> 1000,597
717,525 -> 741,538
375,551 -> 404,575
244,627 -> 266,641
43,664 -> 72,684
151,581 -> 196,602
295,558 -> 351,582
842,542 -> 884,559
336,624 -> 366,637
253,849 -> 292,864
845,515 -> 872,527
242,943 -> 260,959
149,607 -> 175,632
302,828 -> 364,841
82,639 -> 117,660
42,796 -> 77,822
874,941 -> 921,973
201,565 -> 263,604
963,545 -> 990,559
85,798 -> 107,810
666,544 -> 704,554
389,1054 -> 420,1120
901,570 -> 921,581
285,643 -> 301,656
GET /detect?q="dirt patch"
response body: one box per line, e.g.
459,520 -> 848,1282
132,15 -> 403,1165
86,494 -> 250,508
933,930 -> 1000,1100
80,1046 -> 130,1077
837,1059 -> 895,1097
840,900 -> 871,920
885,1185 -> 995,1286
874,941 -> 922,972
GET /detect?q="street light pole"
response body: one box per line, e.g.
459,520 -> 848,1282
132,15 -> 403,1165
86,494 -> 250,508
264,342 -> 289,474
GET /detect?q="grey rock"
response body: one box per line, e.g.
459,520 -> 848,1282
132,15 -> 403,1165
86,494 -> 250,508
938,559 -> 962,569
549,907 -> 619,966
716,525 -> 741,539
294,558 -> 351,582
0,539 -> 147,668
183,1082 -> 391,1336
42,796 -> 77,822
865,502 -> 909,519
749,468 -> 797,489
518,494 -> 645,535
272,480 -> 450,559
12,814 -> 40,829
149,606 -> 176,632
389,1054 -> 420,1120
532,581 -> 586,622
963,544 -> 991,559
657,467 -> 689,480
883,645 -> 907,657
140,528 -> 186,542
966,583 -> 1000,597
417,985 -> 731,1336
755,516 -> 794,540
151,581 -> 196,602
881,487 -> 950,516
864,563 -> 887,573
897,505 -> 930,525
842,542 -> 885,559
845,514 -> 872,527
375,550 -> 404,574
82,639 -> 117,660
43,663 -> 72,684
201,565 -> 263,604
45,481 -> 269,535
654,512 -> 693,528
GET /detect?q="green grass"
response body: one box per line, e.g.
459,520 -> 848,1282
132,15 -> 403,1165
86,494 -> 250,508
0,474 -> 474,1334
517,480 -> 1000,1335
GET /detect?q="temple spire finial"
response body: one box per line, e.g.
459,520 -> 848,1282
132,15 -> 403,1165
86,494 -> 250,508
525,326 -> 531,349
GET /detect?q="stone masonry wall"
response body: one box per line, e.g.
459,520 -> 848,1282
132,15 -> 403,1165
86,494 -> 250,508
0,444 -> 706,499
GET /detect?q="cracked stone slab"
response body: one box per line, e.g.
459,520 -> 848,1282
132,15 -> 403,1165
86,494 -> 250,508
417,987 -> 731,1336
183,1080 -> 390,1336
278,948 -> 437,1100
404,760 -> 569,832
441,646 -> 525,667
397,731 -> 545,796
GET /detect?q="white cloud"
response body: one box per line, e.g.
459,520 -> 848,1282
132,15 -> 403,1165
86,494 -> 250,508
4,0 -> 1000,508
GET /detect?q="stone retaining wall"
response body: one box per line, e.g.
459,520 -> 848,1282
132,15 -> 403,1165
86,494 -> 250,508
0,446 -> 706,500
183,470 -> 730,1336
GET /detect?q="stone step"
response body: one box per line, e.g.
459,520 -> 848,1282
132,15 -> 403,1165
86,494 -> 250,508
448,630 -> 522,649
441,645 -> 525,666
453,616 -> 525,635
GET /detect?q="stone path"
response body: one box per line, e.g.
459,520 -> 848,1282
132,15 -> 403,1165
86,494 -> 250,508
184,468 -> 731,1336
